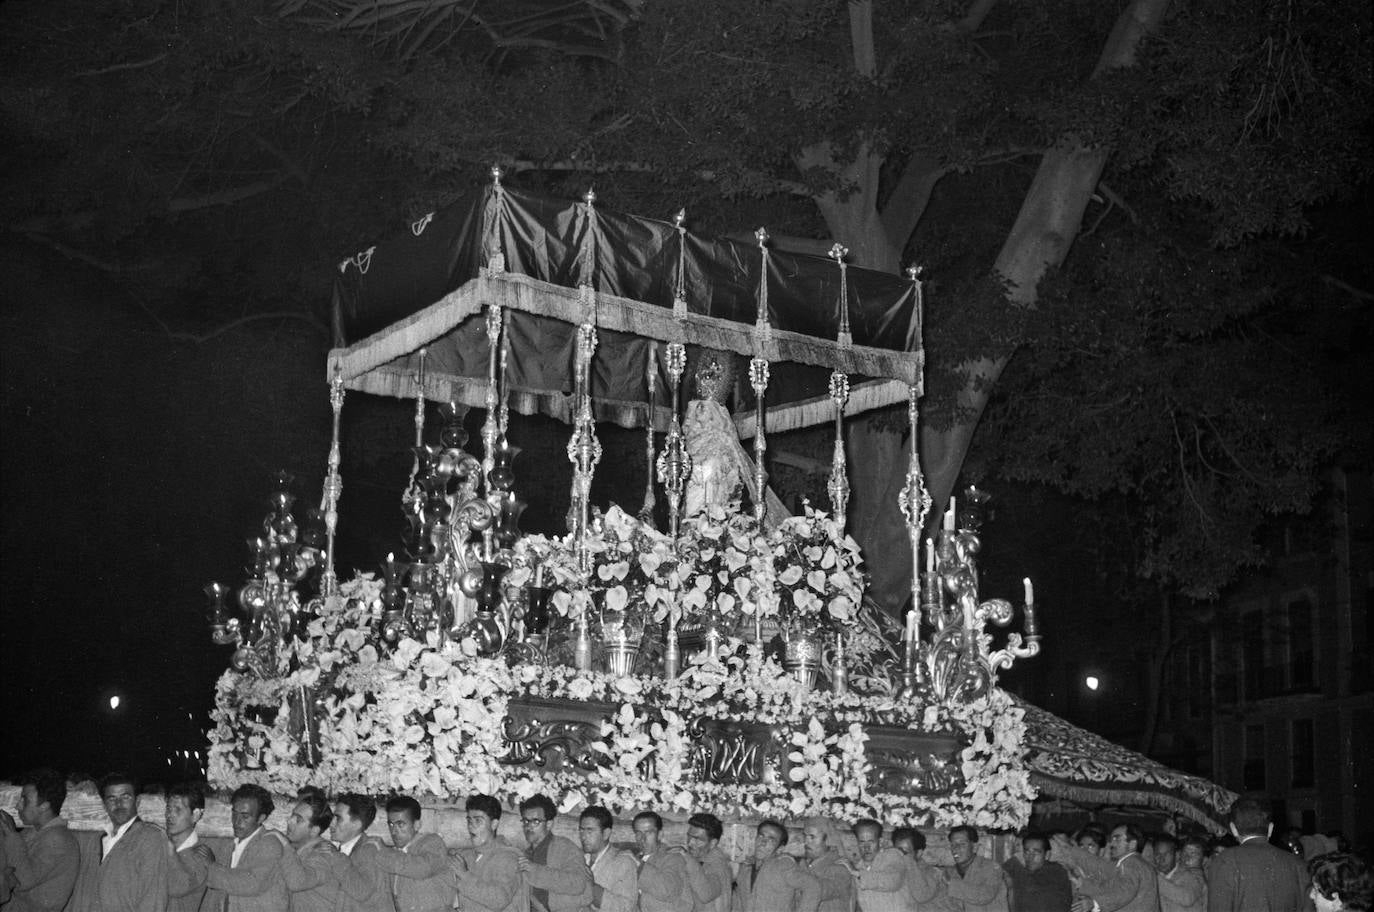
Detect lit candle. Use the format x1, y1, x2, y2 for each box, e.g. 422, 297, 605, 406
534, 562, 545, 589
905, 609, 917, 642
1023, 577, 1039, 636
925, 538, 935, 578
1024, 577, 1034, 608
943, 498, 956, 532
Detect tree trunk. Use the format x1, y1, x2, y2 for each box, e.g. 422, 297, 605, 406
861, 0, 1174, 612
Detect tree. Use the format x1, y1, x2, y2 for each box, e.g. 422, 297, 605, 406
3, 0, 1370, 607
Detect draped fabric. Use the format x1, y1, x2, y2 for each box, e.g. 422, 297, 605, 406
329, 185, 923, 434
1019, 699, 1235, 832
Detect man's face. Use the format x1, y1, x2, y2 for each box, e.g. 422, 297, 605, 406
1180, 843, 1205, 869
753, 827, 781, 863
165, 795, 201, 839
1078, 835, 1103, 856
894, 836, 915, 857
633, 818, 660, 856
854, 827, 880, 864
579, 819, 610, 855
102, 783, 138, 829
802, 824, 828, 861
1153, 841, 1177, 873
230, 798, 264, 841
949, 831, 975, 866
388, 810, 420, 849
1022, 840, 1047, 873
466, 810, 496, 847
331, 805, 363, 844
18, 785, 46, 827
520, 807, 552, 849
285, 802, 317, 846
687, 825, 717, 861
1107, 827, 1133, 860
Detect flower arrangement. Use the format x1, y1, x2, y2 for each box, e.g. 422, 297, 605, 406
208, 584, 1035, 830
768, 502, 865, 636
674, 504, 773, 633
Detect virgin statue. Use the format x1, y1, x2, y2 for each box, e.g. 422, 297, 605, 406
683, 349, 788, 527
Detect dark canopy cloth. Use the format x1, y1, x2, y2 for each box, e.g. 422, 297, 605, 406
329, 184, 924, 433
1019, 698, 1236, 832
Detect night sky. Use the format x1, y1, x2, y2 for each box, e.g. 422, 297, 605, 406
1, 0, 1370, 788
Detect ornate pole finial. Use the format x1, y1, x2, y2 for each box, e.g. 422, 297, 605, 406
491, 164, 504, 187
584, 187, 597, 207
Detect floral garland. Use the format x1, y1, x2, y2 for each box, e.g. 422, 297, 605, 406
208, 581, 1035, 829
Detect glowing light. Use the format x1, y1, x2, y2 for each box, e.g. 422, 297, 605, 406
108, 695, 121, 710
1084, 675, 1100, 692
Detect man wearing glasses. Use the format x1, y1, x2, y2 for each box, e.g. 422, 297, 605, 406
514, 793, 592, 912
373, 795, 456, 912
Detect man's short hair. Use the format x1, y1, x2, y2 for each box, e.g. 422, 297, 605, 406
386, 795, 422, 822
1309, 852, 1374, 911
336, 794, 377, 830
297, 785, 327, 804
99, 772, 138, 799
1150, 833, 1179, 853
633, 811, 663, 831
688, 813, 723, 842
465, 794, 501, 821
580, 806, 613, 831
1181, 834, 1209, 855
20, 768, 66, 816
519, 794, 557, 821
300, 792, 334, 832
1021, 832, 1050, 853
892, 827, 926, 852
950, 825, 979, 844
231, 784, 274, 819
758, 819, 788, 846
166, 781, 206, 813
1229, 796, 1271, 836
852, 818, 882, 840
1075, 825, 1106, 850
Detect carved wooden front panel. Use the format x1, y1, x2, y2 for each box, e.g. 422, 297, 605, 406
687, 718, 787, 785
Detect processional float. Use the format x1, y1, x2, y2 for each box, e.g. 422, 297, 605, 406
200, 171, 1045, 828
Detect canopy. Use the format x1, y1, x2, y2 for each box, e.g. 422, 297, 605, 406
1020, 699, 1235, 832
329, 184, 923, 434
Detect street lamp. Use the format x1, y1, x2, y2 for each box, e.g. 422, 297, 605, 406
1084, 675, 1101, 692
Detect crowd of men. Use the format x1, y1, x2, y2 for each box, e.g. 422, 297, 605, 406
2, 769, 1370, 912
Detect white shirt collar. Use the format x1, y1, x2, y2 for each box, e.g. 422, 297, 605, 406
231, 825, 265, 868
339, 834, 363, 856
174, 831, 201, 851
102, 816, 138, 859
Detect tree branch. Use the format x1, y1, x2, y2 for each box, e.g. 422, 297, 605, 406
957, 0, 1000, 34
848, 1, 877, 77
880, 154, 950, 247
74, 53, 169, 78
167, 178, 288, 213
168, 313, 331, 345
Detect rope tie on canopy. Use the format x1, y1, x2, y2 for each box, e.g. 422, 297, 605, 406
338, 245, 375, 275
411, 212, 434, 237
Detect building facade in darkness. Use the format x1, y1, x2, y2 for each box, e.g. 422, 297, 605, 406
1209, 468, 1373, 845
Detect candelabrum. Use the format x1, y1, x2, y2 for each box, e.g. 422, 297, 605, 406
205, 472, 324, 678
917, 487, 1040, 703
